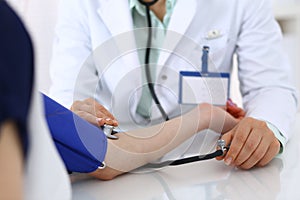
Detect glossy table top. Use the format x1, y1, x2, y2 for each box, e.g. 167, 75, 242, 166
71, 113, 300, 200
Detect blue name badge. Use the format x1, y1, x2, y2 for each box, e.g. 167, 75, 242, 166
179, 71, 230, 106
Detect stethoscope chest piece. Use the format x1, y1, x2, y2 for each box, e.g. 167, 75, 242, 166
217, 139, 227, 153
103, 124, 118, 140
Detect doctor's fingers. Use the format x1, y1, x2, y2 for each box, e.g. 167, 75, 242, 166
83, 98, 117, 120
71, 99, 118, 126
234, 120, 280, 169
74, 110, 104, 127
73, 107, 117, 127
255, 139, 280, 167
216, 118, 253, 163
237, 138, 279, 170
80, 104, 118, 126
231, 128, 263, 167
221, 118, 280, 169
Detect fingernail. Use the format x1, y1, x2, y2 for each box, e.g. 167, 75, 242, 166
97, 118, 103, 122
224, 157, 232, 166
227, 100, 235, 106
105, 118, 112, 122
112, 120, 118, 124
97, 118, 104, 126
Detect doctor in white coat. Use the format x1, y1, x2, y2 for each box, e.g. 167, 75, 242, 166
50, 0, 298, 170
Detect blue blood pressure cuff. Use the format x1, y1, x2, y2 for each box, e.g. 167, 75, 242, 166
42, 94, 107, 173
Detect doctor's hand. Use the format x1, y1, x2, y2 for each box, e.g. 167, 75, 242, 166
71, 98, 118, 127
216, 117, 281, 169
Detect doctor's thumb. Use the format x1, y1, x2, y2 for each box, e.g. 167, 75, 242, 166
215, 131, 233, 161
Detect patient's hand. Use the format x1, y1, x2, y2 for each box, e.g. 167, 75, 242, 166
71, 98, 118, 127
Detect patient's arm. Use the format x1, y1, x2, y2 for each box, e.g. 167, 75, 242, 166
90, 103, 238, 180
0, 121, 24, 200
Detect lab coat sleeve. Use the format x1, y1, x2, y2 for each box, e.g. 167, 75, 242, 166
49, 0, 95, 108
236, 0, 299, 141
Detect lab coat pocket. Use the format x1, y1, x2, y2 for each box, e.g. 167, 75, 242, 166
199, 29, 234, 72
201, 29, 229, 52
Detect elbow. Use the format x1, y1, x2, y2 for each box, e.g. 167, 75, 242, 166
96, 176, 115, 181
89, 167, 122, 181
95, 173, 117, 181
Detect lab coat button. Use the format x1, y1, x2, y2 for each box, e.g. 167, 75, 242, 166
206, 29, 222, 39
161, 75, 168, 80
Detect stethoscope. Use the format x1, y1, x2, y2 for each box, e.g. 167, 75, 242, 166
104, 122, 229, 168
102, 0, 230, 168
138, 0, 169, 121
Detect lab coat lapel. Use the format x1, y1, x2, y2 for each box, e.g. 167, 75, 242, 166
96, 0, 140, 84
97, 0, 133, 36
97, 0, 140, 69
157, 0, 197, 74
97, 0, 142, 121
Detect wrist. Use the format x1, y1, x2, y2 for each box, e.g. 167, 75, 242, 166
265, 121, 286, 154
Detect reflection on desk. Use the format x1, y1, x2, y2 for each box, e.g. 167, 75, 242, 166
71, 114, 300, 200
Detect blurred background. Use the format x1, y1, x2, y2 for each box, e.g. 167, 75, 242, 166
6, 0, 300, 110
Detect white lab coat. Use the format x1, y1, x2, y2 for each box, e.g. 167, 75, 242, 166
50, 0, 298, 144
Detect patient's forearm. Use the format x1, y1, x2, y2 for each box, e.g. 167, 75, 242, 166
106, 107, 203, 171
90, 104, 237, 180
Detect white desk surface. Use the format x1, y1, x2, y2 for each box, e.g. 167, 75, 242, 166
71, 114, 300, 200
